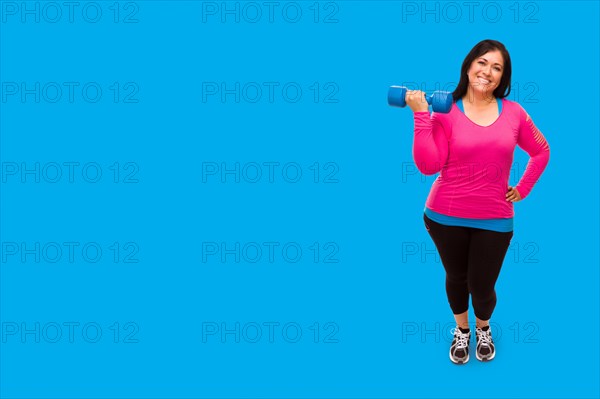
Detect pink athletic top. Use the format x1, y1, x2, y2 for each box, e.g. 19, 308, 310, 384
412, 98, 550, 219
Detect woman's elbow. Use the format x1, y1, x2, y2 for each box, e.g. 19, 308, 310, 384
416, 161, 442, 175
540, 142, 551, 164
413, 151, 443, 175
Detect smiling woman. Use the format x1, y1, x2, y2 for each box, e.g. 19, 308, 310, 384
404, 39, 550, 365
453, 40, 512, 99
457, 47, 508, 126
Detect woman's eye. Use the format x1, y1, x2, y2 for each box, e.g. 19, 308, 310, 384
478, 61, 485, 64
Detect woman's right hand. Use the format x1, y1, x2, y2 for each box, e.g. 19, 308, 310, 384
405, 90, 429, 113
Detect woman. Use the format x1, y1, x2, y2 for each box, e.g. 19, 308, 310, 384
405, 39, 550, 365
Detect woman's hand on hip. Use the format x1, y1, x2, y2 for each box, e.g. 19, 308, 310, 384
506, 186, 522, 202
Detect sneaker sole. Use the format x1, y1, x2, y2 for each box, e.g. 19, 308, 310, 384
449, 352, 469, 365
476, 351, 495, 362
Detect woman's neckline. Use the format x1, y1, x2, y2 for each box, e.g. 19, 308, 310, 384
456, 97, 505, 128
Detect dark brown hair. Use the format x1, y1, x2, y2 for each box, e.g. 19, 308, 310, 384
452, 39, 512, 102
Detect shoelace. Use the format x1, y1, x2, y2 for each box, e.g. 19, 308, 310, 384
476, 328, 493, 347
450, 328, 470, 350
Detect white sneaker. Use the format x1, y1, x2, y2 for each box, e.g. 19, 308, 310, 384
475, 325, 496, 361
449, 326, 471, 365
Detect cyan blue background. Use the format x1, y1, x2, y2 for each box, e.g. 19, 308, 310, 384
1, 1, 598, 398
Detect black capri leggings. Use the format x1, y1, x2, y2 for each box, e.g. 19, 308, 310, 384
423, 213, 513, 321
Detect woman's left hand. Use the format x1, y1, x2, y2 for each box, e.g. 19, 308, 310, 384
506, 186, 522, 202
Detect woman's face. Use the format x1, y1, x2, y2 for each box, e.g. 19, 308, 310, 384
466, 50, 504, 98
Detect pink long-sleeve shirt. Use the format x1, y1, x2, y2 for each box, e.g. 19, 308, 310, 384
413, 98, 550, 219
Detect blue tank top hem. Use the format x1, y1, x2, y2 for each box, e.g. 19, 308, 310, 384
424, 208, 513, 233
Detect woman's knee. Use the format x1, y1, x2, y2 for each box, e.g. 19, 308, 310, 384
468, 279, 496, 300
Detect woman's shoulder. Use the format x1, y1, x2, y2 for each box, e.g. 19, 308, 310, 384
500, 98, 527, 114
500, 98, 531, 123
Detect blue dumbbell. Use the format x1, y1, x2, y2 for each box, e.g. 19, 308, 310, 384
388, 85, 453, 113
